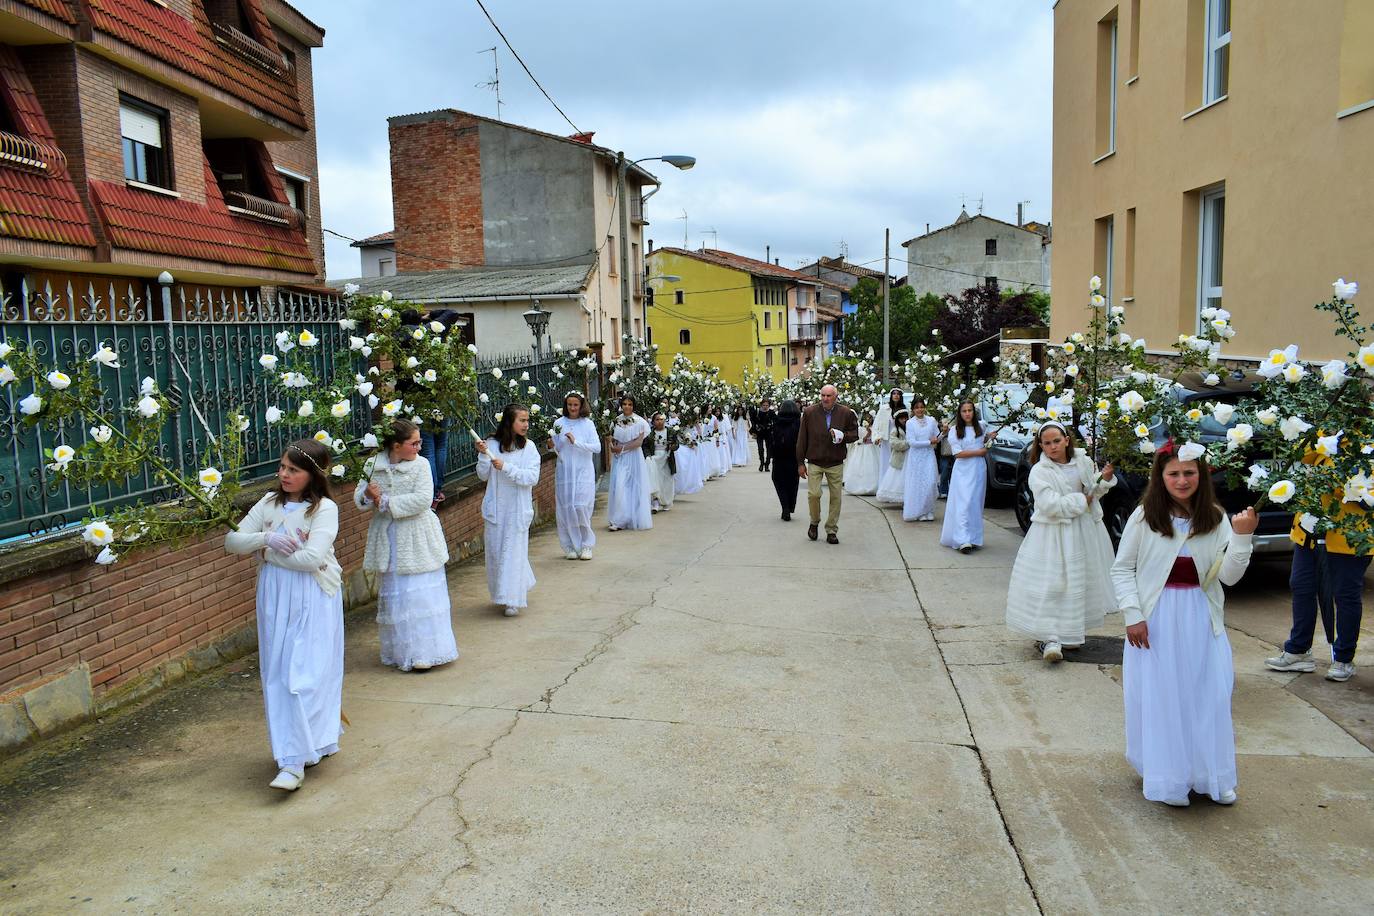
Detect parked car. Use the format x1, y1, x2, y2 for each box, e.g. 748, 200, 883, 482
1012, 372, 1294, 552
980, 383, 1037, 494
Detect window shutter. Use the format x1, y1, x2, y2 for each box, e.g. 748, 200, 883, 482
120, 105, 163, 148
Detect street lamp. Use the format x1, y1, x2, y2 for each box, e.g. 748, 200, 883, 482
522, 298, 550, 362
618, 152, 695, 368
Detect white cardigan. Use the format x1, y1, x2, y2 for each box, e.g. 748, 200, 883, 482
354, 452, 449, 575
1111, 507, 1253, 635
1028, 452, 1115, 526
225, 494, 343, 597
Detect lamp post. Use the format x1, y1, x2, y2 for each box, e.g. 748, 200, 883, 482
617, 152, 695, 371
522, 298, 551, 397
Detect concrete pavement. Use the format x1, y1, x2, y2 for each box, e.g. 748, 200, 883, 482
1, 457, 1371, 914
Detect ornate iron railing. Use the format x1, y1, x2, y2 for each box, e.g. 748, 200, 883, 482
210, 21, 294, 81
223, 190, 304, 228
0, 130, 67, 176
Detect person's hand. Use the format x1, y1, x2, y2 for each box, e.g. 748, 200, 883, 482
475, 439, 489, 455
265, 532, 299, 556
364, 481, 382, 503
798, 463, 808, 480
930, 437, 940, 445
1126, 621, 1150, 649
1231, 506, 1259, 535
492, 457, 504, 471
1101, 462, 1115, 481
565, 432, 575, 444
830, 428, 844, 444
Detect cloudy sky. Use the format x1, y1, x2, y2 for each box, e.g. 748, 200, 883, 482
292, 0, 1053, 282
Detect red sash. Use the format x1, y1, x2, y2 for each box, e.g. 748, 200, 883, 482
1164, 555, 1200, 588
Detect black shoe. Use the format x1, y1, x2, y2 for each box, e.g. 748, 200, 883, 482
826, 532, 839, 545
807, 524, 818, 541
781, 511, 791, 521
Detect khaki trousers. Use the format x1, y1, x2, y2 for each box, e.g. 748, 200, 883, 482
806, 461, 844, 534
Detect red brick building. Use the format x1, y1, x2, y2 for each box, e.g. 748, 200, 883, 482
0, 0, 326, 306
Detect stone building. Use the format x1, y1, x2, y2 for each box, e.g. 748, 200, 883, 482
901, 210, 1051, 300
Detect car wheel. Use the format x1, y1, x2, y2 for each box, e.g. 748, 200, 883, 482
1104, 497, 1133, 547
1014, 470, 1033, 533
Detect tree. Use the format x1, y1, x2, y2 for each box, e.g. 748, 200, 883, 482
840, 278, 938, 361
930, 284, 1044, 353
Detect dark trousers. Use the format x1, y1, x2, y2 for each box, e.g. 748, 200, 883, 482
756, 435, 772, 468
938, 454, 954, 497
1286, 542, 1370, 664
419, 427, 449, 499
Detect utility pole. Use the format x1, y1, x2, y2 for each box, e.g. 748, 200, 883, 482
882, 228, 891, 386
616, 151, 633, 369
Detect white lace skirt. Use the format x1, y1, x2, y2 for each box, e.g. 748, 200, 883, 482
1123, 586, 1237, 802
378, 568, 459, 670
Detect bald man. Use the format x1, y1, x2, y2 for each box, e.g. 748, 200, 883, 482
796, 384, 859, 543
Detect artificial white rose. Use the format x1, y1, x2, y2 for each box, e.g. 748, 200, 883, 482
140, 376, 157, 396
382, 399, 403, 417
520, 371, 530, 381
198, 467, 222, 489
1138, 439, 1156, 454
95, 546, 118, 566
1211, 403, 1235, 424
1267, 480, 1296, 504
331, 464, 345, 478
349, 335, 366, 351
406, 357, 419, 369
530, 403, 541, 414
44, 370, 71, 390
91, 344, 121, 368
1176, 441, 1206, 462
135, 395, 160, 418
50, 444, 76, 468
478, 392, 489, 403
90, 425, 113, 443
1117, 390, 1145, 414
1332, 278, 1358, 301
424, 369, 438, 382
1357, 343, 1374, 375
343, 282, 361, 296
368, 394, 380, 409
381, 290, 393, 302
361, 432, 379, 449
1257, 345, 1299, 378
1065, 364, 1079, 378
1245, 463, 1269, 488
298, 330, 319, 348
0, 341, 11, 359
83, 519, 115, 546
1315, 433, 1341, 457
1342, 472, 1374, 507
1279, 415, 1311, 441
468, 343, 479, 354
297, 400, 314, 418
313, 430, 331, 444
379, 307, 393, 320
1256, 406, 1279, 425
330, 400, 350, 419
265, 406, 283, 424
1320, 359, 1349, 389
1282, 363, 1306, 383
339, 316, 357, 330
259, 353, 278, 371
1225, 424, 1253, 450
1204, 373, 1221, 386
1134, 422, 1150, 438
0, 364, 14, 386
274, 330, 295, 353
356, 381, 373, 397
429, 321, 445, 334
1089, 275, 1102, 291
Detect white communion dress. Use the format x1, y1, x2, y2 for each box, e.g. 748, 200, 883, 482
551, 415, 601, 555
477, 438, 541, 608
843, 425, 881, 495
939, 426, 988, 548
875, 431, 909, 505
648, 427, 676, 511
902, 415, 941, 521
607, 414, 653, 530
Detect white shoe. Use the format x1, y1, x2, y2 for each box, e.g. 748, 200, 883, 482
565, 550, 579, 560
1041, 641, 1063, 663
1264, 650, 1316, 673
958, 543, 973, 554
1161, 796, 1190, 807
579, 548, 593, 560
411, 662, 432, 671
1326, 661, 1356, 682
270, 769, 303, 791
608, 524, 621, 531
1215, 789, 1238, 805
503, 606, 520, 617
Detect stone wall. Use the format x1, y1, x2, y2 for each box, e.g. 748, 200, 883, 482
0, 454, 557, 756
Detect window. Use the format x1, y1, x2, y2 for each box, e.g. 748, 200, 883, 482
607, 237, 617, 276
679, 329, 691, 345
764, 311, 771, 330
1203, 0, 1230, 104
1096, 11, 1119, 158
1123, 207, 1137, 298
120, 96, 170, 188
646, 287, 654, 306
1127, 0, 1141, 79
646, 325, 653, 346
674, 289, 684, 305
1095, 214, 1115, 305
1198, 186, 1225, 326
777, 310, 784, 329
765, 348, 774, 368
985, 238, 998, 257
277, 169, 308, 217
984, 276, 999, 290
377, 257, 395, 277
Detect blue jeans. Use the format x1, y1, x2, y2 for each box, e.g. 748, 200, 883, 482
1285, 542, 1370, 664
938, 454, 954, 497
419, 427, 449, 499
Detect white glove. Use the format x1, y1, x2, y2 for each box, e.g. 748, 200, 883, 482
266, 532, 300, 555
830, 428, 844, 444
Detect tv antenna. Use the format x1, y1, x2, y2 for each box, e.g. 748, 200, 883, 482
838, 239, 849, 261
676, 210, 688, 248
702, 227, 718, 250
477, 47, 502, 121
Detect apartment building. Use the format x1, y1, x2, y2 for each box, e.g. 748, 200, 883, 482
0, 0, 326, 309
344, 110, 659, 355
1052, 0, 1373, 360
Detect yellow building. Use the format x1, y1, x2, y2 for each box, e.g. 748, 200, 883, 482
1051, 0, 1374, 360
646, 247, 796, 384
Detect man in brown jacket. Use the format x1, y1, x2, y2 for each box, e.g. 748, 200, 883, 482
797, 384, 860, 544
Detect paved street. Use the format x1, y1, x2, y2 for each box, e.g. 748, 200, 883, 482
2, 459, 1372, 915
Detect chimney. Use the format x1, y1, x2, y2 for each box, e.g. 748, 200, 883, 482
765, 245, 770, 264
925, 222, 930, 234
648, 239, 654, 253
1016, 202, 1024, 227
387, 110, 485, 271
774, 258, 780, 266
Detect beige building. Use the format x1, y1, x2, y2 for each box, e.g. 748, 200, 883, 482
1051, 0, 1374, 361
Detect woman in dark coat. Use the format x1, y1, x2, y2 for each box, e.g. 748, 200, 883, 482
770, 399, 802, 521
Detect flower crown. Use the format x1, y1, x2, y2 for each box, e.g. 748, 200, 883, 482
287, 443, 326, 473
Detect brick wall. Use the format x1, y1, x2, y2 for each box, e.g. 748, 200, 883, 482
0, 458, 557, 702
265, 26, 324, 284
389, 112, 484, 271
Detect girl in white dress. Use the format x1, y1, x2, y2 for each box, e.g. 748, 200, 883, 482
1004, 422, 1117, 663
673, 419, 704, 496
646, 412, 676, 512
714, 409, 733, 477
607, 396, 653, 530
355, 419, 458, 672
873, 388, 905, 474
730, 406, 751, 466
550, 392, 601, 560
476, 404, 542, 617
902, 398, 941, 522
939, 400, 990, 552
843, 413, 881, 495
224, 438, 344, 792
1113, 446, 1258, 807
875, 409, 910, 505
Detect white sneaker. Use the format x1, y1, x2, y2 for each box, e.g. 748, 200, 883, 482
1215, 789, 1238, 805
1326, 661, 1356, 682
565, 550, 579, 560
411, 662, 432, 671
1161, 796, 1190, 807
503, 606, 520, 617
269, 769, 303, 791
958, 543, 973, 554
1264, 650, 1316, 672
608, 524, 621, 531
1042, 641, 1063, 663
579, 548, 593, 560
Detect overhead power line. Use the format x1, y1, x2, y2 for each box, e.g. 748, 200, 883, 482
473, 0, 582, 135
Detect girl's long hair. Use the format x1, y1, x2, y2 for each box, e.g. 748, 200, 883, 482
563, 392, 589, 419
494, 404, 529, 453
888, 388, 906, 410
778, 399, 800, 417
274, 438, 332, 514
1027, 423, 1076, 466
954, 400, 982, 439
1140, 450, 1223, 537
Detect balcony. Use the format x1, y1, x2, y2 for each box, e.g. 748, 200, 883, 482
633, 272, 644, 298
223, 190, 304, 228
790, 322, 820, 341
210, 21, 294, 81
0, 131, 67, 176
629, 195, 647, 225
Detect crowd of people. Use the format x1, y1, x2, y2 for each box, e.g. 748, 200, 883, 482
225, 383, 1362, 813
